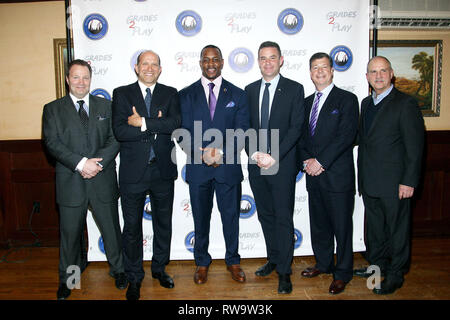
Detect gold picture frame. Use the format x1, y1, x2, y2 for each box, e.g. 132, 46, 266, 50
373, 40, 442, 117
53, 38, 74, 99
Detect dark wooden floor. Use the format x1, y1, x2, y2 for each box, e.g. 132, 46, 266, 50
0, 237, 449, 301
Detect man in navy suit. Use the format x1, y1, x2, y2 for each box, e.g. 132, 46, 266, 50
245, 41, 305, 294
298, 52, 359, 295
355, 56, 424, 295
112, 50, 181, 300
179, 45, 250, 285
43, 59, 127, 300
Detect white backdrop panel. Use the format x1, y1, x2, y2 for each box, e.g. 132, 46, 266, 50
69, 0, 369, 261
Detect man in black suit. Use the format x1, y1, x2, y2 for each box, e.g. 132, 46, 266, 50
245, 41, 304, 294
298, 52, 359, 294
43, 59, 127, 300
112, 50, 181, 300
355, 56, 424, 295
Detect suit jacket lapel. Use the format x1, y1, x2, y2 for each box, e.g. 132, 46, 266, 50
269, 75, 285, 127
130, 81, 148, 117
367, 88, 396, 137
212, 79, 232, 124
63, 95, 86, 133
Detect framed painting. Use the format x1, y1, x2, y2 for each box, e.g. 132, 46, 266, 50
53, 38, 74, 99
373, 40, 442, 117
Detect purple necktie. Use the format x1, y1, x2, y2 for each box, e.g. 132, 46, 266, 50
208, 82, 217, 120
309, 92, 322, 136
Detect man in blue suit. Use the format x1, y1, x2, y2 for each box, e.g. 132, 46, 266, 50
179, 45, 250, 285
298, 52, 359, 295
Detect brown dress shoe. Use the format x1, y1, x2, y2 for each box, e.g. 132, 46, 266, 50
194, 266, 209, 284
329, 280, 347, 294
227, 264, 246, 282
301, 267, 322, 278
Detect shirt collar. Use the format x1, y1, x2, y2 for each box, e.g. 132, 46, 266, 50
372, 84, 393, 105
261, 73, 280, 89
137, 80, 156, 97
201, 75, 222, 88
69, 93, 89, 108
316, 83, 334, 97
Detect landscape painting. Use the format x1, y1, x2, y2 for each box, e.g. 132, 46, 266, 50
375, 40, 442, 117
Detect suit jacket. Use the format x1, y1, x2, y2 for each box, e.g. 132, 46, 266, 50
42, 94, 119, 206
245, 75, 304, 177
179, 78, 250, 185
298, 85, 359, 192
358, 87, 425, 197
111, 81, 180, 185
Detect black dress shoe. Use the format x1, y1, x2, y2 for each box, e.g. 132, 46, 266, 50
373, 279, 403, 295
110, 272, 128, 290
152, 271, 175, 289
278, 274, 292, 294
255, 262, 276, 277
57, 283, 71, 300
354, 267, 385, 278
126, 282, 141, 300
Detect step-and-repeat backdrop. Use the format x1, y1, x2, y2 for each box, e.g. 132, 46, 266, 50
69, 0, 370, 261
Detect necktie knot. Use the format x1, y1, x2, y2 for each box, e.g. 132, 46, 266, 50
77, 100, 85, 108
265, 82, 271, 89
208, 82, 215, 90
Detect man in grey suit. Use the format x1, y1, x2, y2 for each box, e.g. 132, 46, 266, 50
43, 59, 127, 300
355, 56, 424, 295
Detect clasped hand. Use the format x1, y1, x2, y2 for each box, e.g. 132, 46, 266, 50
80, 157, 103, 179
304, 158, 324, 176
200, 147, 222, 167
251, 152, 276, 169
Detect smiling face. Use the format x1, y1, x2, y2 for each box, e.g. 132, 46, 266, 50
310, 57, 334, 91
135, 51, 162, 86
258, 46, 284, 81
66, 64, 91, 99
366, 56, 394, 95
199, 47, 224, 80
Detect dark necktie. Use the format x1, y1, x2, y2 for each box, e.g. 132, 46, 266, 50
260, 82, 271, 129
144, 88, 156, 161
260, 83, 271, 152
145, 87, 152, 116
208, 82, 217, 120
77, 100, 89, 134
309, 92, 322, 136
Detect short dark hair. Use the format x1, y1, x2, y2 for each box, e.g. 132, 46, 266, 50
67, 59, 92, 77
200, 45, 223, 59
258, 41, 281, 57
136, 50, 161, 66
309, 52, 333, 69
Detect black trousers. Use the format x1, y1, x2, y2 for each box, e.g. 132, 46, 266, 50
120, 163, 174, 284
308, 187, 354, 282
362, 193, 411, 284
249, 174, 296, 275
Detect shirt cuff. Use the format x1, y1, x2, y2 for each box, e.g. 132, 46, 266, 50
141, 117, 147, 132
76, 157, 88, 172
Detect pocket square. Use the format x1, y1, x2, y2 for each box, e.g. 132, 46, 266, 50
96, 115, 108, 120
226, 101, 236, 108
331, 109, 339, 115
